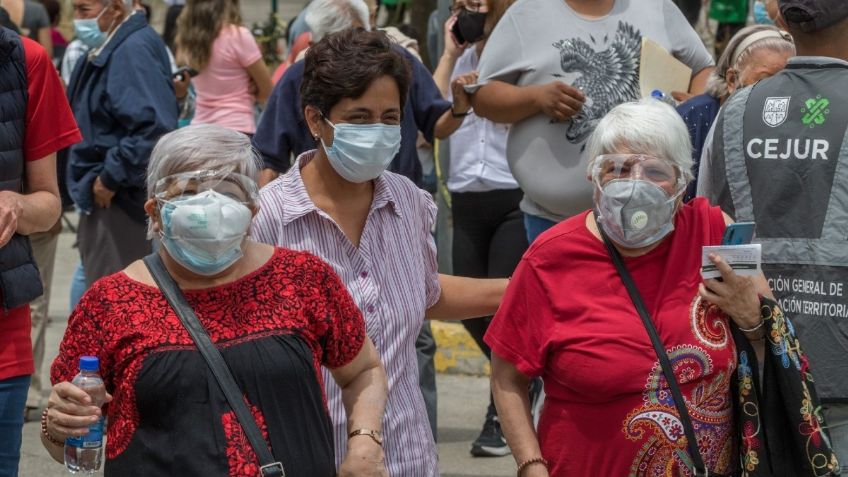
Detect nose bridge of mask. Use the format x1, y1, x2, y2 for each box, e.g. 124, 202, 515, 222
326, 119, 399, 148
164, 191, 250, 240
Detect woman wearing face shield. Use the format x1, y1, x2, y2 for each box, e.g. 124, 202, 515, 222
251, 28, 508, 477
485, 100, 836, 476
40, 124, 390, 477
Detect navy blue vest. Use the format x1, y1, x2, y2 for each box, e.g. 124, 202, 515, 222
0, 27, 44, 310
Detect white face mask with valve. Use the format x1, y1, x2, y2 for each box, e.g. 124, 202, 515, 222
590, 154, 685, 249
596, 179, 682, 249
320, 118, 402, 183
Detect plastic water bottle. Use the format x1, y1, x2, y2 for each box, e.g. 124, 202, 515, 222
64, 356, 106, 474
651, 89, 677, 107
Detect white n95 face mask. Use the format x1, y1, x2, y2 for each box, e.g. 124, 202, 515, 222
321, 118, 402, 183
158, 190, 253, 276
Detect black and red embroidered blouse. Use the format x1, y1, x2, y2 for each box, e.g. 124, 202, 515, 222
51, 248, 366, 476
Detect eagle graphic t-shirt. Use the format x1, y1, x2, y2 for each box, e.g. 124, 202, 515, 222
476, 0, 713, 221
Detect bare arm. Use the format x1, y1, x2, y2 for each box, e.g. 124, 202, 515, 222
471, 80, 584, 125
425, 274, 508, 321
491, 353, 549, 477
330, 338, 389, 477
688, 66, 714, 95
245, 59, 274, 105
258, 169, 280, 188
432, 24, 464, 98
471, 81, 542, 124
0, 153, 61, 246
37, 26, 53, 60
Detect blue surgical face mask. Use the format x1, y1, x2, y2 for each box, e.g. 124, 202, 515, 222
753, 1, 774, 25
158, 190, 253, 276
321, 118, 402, 183
73, 7, 108, 49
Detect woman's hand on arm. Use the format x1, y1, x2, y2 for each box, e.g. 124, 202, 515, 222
424, 274, 508, 321
42, 382, 112, 464
330, 338, 389, 477
491, 353, 549, 477
433, 72, 478, 139
245, 59, 274, 105
471, 80, 584, 124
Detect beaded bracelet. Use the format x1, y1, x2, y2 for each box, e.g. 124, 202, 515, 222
41, 408, 65, 447
516, 457, 548, 476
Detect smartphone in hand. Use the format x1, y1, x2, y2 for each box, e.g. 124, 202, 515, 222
721, 222, 756, 245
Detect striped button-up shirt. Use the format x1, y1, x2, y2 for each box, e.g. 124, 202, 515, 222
251, 151, 441, 476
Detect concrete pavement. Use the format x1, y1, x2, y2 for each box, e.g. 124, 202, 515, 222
17, 219, 513, 476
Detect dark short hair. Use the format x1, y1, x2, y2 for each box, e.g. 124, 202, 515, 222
301, 28, 412, 117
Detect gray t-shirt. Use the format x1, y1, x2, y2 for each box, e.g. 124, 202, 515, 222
476, 0, 714, 221
21, 0, 49, 41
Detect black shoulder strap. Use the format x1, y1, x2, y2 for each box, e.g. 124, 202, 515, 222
597, 226, 709, 477
143, 254, 285, 477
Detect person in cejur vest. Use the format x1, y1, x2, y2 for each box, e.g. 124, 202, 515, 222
701, 0, 848, 471
0, 26, 80, 477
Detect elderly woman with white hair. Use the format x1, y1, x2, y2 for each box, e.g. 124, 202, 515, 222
485, 100, 837, 476
40, 124, 390, 477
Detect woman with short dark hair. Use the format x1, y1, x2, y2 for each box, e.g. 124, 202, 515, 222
252, 28, 508, 477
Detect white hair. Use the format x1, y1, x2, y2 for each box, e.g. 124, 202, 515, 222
586, 99, 694, 185
304, 0, 371, 42
145, 124, 261, 237
705, 25, 794, 98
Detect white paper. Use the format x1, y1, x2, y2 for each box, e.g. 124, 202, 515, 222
639, 37, 692, 99
701, 245, 762, 279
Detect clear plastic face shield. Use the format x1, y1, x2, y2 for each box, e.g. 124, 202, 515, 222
152, 169, 259, 205
590, 154, 686, 197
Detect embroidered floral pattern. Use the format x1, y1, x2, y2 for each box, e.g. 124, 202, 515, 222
737, 300, 840, 476
50, 248, 365, 464
222, 400, 271, 476
690, 296, 730, 350
624, 345, 735, 476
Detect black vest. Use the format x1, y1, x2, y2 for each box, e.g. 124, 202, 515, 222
0, 27, 43, 310
720, 61, 848, 401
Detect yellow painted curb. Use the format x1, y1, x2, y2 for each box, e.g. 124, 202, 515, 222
432, 321, 490, 376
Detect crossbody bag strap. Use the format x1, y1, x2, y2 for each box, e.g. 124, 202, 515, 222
143, 254, 286, 477
597, 227, 709, 476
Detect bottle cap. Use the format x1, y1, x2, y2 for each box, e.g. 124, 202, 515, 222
79, 356, 100, 372
650, 89, 664, 99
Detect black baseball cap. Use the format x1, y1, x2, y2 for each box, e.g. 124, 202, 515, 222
779, 0, 848, 32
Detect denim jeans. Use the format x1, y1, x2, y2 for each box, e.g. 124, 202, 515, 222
70, 261, 86, 310
0, 375, 32, 477
523, 213, 558, 244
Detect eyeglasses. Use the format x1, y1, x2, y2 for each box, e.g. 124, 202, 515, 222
591, 154, 683, 189
153, 170, 258, 203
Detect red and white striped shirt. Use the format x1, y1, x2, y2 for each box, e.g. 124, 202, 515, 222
251, 151, 441, 476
